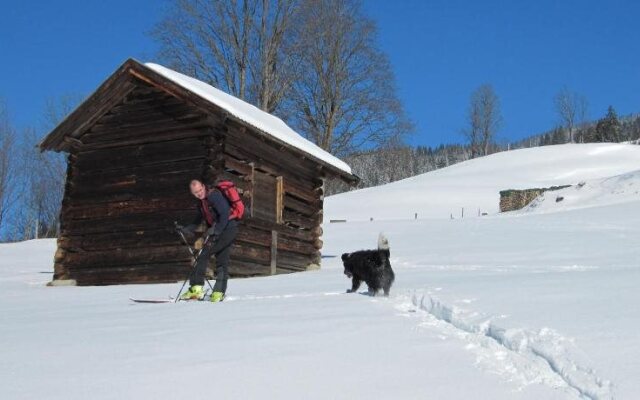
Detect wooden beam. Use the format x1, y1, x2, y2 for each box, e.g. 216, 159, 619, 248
80, 128, 211, 151
276, 176, 284, 224
271, 230, 278, 276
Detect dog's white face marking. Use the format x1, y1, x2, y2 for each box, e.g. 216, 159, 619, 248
378, 233, 389, 250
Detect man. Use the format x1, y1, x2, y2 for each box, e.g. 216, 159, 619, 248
178, 179, 238, 302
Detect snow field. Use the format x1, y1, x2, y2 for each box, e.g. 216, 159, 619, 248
2, 144, 640, 399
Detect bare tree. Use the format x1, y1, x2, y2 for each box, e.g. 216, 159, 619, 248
286, 0, 412, 156
464, 84, 501, 158
153, 0, 411, 156
35, 96, 79, 238
11, 95, 80, 240
0, 100, 18, 233
152, 0, 298, 113
554, 86, 588, 143
252, 0, 299, 111
22, 130, 66, 239
463, 101, 482, 159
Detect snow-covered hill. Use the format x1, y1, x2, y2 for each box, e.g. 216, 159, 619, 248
519, 169, 640, 214
2, 144, 640, 400
326, 143, 640, 221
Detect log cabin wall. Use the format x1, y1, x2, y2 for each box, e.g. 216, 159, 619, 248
54, 79, 324, 285
55, 83, 217, 285
221, 120, 324, 277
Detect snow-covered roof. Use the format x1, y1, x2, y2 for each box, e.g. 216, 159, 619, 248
144, 63, 352, 175
39, 59, 355, 181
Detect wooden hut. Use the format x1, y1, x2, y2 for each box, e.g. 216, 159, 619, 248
39, 59, 358, 286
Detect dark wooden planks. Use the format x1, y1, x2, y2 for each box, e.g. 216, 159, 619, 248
67, 263, 191, 286
63, 246, 190, 269
73, 137, 208, 171
49, 64, 340, 285
61, 229, 185, 252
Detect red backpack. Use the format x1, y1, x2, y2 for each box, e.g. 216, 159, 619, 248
215, 180, 245, 220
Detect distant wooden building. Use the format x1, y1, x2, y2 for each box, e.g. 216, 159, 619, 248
39, 59, 357, 286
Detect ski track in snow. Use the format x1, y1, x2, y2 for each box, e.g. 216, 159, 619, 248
216, 288, 614, 399
389, 290, 613, 400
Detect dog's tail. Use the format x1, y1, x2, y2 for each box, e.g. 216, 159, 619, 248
378, 233, 390, 257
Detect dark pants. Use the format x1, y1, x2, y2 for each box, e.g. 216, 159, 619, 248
190, 221, 238, 293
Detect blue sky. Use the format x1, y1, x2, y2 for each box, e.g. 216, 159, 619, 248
1, 0, 639, 147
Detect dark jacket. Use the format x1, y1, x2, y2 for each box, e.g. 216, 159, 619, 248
189, 189, 234, 237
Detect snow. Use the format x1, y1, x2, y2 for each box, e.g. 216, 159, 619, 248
325, 143, 640, 221
520, 169, 640, 214
144, 63, 352, 175
2, 143, 640, 399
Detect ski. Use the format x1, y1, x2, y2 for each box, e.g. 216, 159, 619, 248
129, 295, 217, 303
129, 297, 175, 304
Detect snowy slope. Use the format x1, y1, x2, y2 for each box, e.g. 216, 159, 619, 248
325, 143, 640, 221
519, 169, 640, 214
2, 144, 640, 399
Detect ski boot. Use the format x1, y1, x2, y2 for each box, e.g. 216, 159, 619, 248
210, 291, 225, 303
180, 285, 204, 300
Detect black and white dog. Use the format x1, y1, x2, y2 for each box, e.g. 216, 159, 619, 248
341, 234, 395, 296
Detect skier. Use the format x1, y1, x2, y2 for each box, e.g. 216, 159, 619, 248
177, 179, 239, 302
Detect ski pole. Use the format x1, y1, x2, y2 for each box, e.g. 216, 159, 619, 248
175, 227, 216, 289
175, 222, 199, 259
174, 222, 216, 293
174, 227, 217, 301
174, 234, 212, 302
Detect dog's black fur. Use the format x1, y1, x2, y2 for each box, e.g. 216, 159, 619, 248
341, 236, 394, 296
